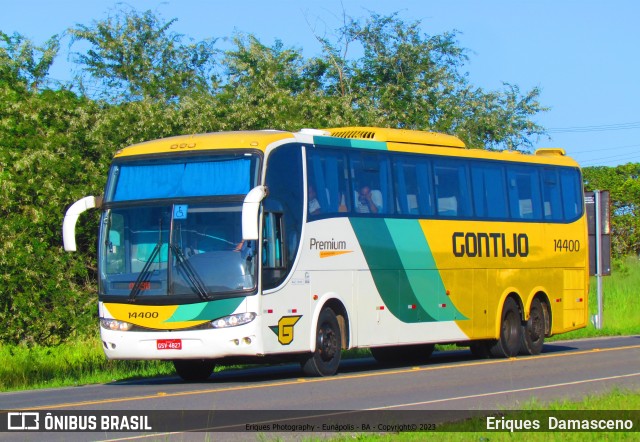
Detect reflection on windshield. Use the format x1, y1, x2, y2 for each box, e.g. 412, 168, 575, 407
100, 203, 256, 301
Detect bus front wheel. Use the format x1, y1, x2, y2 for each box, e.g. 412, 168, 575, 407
301, 307, 342, 376
489, 297, 522, 358
173, 359, 215, 382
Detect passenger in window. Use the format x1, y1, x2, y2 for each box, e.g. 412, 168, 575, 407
308, 185, 321, 215
355, 185, 382, 214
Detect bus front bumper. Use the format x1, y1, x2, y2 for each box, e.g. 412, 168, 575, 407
99, 320, 263, 360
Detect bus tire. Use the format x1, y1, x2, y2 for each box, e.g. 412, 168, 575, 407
520, 298, 546, 355
489, 297, 522, 358
371, 344, 435, 365
301, 307, 342, 376
173, 359, 215, 382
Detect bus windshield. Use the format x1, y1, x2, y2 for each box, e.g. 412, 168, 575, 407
100, 203, 256, 301
98, 153, 261, 302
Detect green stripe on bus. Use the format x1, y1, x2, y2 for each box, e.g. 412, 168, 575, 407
385, 218, 467, 321
349, 217, 435, 323
313, 136, 387, 150
166, 297, 244, 322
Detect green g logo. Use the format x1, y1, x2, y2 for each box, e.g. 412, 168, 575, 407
269, 315, 302, 345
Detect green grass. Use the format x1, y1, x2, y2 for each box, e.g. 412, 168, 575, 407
0, 337, 175, 391
1, 257, 639, 392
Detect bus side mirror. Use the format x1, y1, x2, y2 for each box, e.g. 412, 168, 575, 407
63, 195, 102, 252
242, 186, 267, 240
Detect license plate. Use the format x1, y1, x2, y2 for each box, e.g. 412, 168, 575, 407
157, 339, 182, 350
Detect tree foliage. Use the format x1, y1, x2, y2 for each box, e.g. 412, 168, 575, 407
69, 8, 218, 102
0, 8, 556, 345
0, 76, 105, 345
311, 13, 547, 150
583, 164, 640, 257
0, 31, 59, 91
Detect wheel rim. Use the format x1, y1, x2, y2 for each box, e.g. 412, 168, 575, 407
318, 323, 338, 362
528, 303, 544, 342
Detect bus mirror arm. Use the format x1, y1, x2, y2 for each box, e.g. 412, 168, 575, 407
62, 195, 102, 252
242, 186, 268, 241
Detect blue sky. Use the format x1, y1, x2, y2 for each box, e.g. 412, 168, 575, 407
2, 0, 639, 167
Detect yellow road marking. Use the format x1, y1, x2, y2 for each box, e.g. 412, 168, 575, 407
19, 343, 640, 411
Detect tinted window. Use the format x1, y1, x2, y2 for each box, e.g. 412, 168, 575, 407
350, 151, 392, 215
306, 148, 349, 217
560, 168, 582, 220
393, 156, 435, 216
108, 155, 259, 202
434, 159, 472, 217
303, 146, 582, 223
263, 144, 303, 289
507, 167, 542, 220
471, 163, 508, 219
542, 168, 563, 221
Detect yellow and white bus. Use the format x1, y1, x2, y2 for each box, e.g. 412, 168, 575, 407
63, 127, 588, 381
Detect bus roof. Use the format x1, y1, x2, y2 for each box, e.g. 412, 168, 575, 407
114, 130, 295, 157
113, 127, 579, 168
325, 127, 467, 148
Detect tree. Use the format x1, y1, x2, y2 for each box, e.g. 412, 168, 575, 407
0, 31, 59, 91
216, 34, 356, 130
0, 37, 106, 344
583, 163, 640, 257
69, 8, 218, 102
315, 13, 548, 150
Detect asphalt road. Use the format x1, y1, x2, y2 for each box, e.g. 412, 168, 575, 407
1, 335, 639, 440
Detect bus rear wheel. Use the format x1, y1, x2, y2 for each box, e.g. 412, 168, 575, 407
371, 344, 435, 365
301, 307, 342, 376
489, 297, 522, 358
520, 298, 547, 355
173, 359, 215, 382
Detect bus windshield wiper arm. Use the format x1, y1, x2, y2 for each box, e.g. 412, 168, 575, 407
170, 244, 210, 301
129, 242, 161, 301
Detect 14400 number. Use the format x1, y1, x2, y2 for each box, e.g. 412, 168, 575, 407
554, 239, 580, 252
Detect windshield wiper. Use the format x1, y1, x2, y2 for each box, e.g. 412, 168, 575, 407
170, 244, 211, 301
128, 242, 161, 302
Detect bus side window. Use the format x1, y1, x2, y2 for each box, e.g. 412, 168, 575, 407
507, 167, 542, 220
263, 144, 303, 290
434, 160, 471, 217
350, 151, 392, 215
560, 168, 582, 220
262, 212, 285, 287
307, 149, 350, 216
393, 156, 435, 216
471, 163, 508, 219
542, 168, 563, 221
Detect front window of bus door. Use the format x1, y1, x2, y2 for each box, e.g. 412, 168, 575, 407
262, 144, 303, 290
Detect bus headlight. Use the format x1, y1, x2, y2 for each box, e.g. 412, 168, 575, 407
211, 312, 256, 329
100, 318, 134, 331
